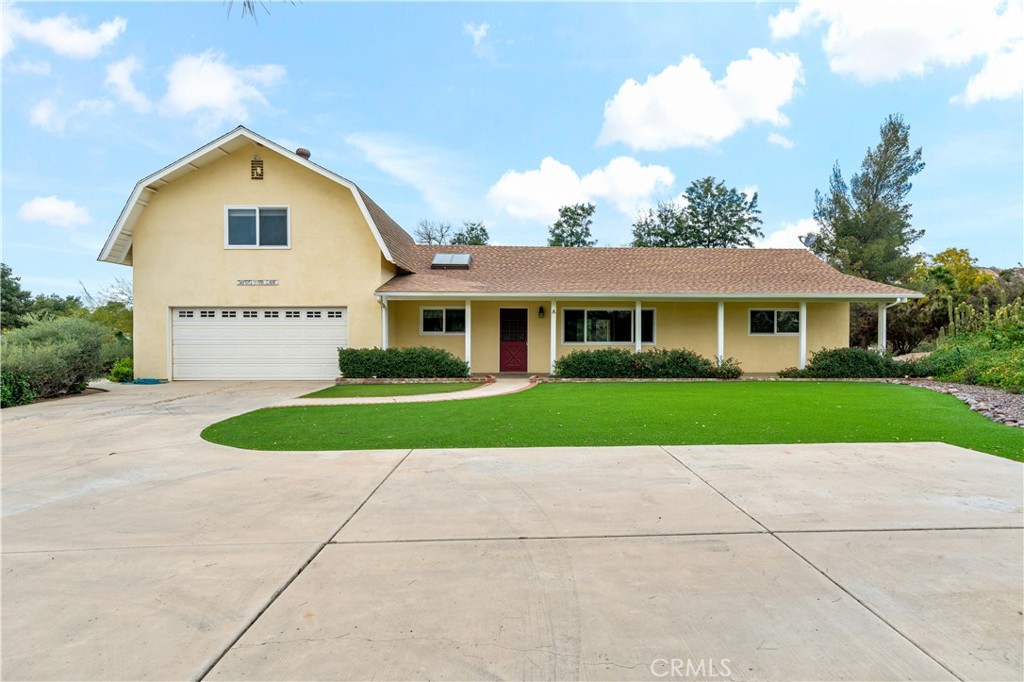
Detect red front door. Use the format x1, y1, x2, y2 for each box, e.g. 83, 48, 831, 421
499, 308, 528, 372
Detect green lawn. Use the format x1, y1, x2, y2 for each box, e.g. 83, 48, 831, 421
300, 382, 483, 398
202, 382, 1024, 460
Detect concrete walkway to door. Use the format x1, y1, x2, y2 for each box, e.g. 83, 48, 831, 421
269, 376, 536, 407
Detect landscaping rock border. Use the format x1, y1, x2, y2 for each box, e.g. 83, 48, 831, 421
886, 379, 1024, 429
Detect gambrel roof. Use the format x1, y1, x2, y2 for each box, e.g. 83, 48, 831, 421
98, 126, 416, 272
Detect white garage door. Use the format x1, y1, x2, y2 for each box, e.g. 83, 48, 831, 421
172, 307, 348, 380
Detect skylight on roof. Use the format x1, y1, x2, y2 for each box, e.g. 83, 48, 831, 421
430, 253, 472, 270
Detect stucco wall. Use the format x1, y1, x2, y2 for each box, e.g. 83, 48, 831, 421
722, 301, 850, 373
132, 142, 393, 379
387, 298, 850, 375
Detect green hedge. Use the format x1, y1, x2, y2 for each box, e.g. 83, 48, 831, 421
778, 347, 921, 379
554, 347, 742, 379
1, 317, 113, 399
339, 346, 470, 378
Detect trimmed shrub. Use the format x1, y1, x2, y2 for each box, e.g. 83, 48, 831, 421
554, 347, 742, 379
1, 370, 36, 407
1, 317, 111, 398
338, 346, 470, 378
108, 357, 134, 383
778, 347, 921, 379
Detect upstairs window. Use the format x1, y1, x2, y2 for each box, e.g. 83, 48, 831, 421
226, 207, 289, 248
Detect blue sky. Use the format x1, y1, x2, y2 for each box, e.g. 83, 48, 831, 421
2, 1, 1022, 297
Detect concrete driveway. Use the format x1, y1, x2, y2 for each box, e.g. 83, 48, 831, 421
2, 381, 1021, 681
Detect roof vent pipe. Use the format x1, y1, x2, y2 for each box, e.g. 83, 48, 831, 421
296, 148, 311, 159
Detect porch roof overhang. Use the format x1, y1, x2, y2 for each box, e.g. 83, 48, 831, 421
374, 290, 922, 302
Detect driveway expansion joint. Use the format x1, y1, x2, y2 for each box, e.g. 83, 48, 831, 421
197, 448, 413, 681
329, 529, 771, 545
658, 445, 970, 682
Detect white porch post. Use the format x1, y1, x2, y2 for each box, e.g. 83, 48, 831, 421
877, 301, 887, 355
465, 299, 472, 372
379, 296, 389, 350
634, 300, 642, 353
549, 300, 557, 375
799, 301, 808, 369
716, 301, 725, 365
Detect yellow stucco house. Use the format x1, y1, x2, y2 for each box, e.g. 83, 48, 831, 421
99, 127, 921, 380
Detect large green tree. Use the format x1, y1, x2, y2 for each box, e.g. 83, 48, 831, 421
450, 220, 490, 245
808, 114, 925, 284
1, 263, 33, 330
631, 177, 763, 248
548, 203, 597, 247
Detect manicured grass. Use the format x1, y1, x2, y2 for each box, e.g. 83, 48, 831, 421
300, 382, 483, 398
202, 382, 1024, 460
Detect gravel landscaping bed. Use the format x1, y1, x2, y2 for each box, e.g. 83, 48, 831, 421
888, 379, 1024, 428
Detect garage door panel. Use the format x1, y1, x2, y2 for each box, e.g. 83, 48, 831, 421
171, 307, 347, 380
174, 328, 347, 344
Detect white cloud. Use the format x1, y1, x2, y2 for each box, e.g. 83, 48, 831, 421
29, 97, 112, 133
757, 217, 818, 249
599, 49, 804, 150
7, 59, 51, 75
2, 5, 126, 59
464, 22, 494, 60
106, 56, 151, 113
488, 158, 589, 222
957, 41, 1024, 104
347, 132, 469, 216
740, 185, 759, 202
160, 50, 285, 132
770, 0, 1023, 103
18, 196, 91, 229
487, 156, 675, 223
767, 132, 794, 148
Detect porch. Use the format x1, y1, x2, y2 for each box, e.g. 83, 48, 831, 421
376, 297, 876, 375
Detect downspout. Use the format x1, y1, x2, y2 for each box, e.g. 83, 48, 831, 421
877, 297, 908, 355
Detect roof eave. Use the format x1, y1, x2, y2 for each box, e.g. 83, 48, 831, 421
374, 290, 925, 301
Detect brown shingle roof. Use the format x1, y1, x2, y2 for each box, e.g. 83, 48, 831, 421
376, 245, 922, 298
355, 187, 417, 273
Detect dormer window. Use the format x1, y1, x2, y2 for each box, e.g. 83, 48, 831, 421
225, 206, 289, 248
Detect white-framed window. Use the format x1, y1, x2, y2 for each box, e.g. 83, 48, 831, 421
225, 206, 290, 248
749, 309, 800, 335
563, 308, 655, 344
421, 307, 466, 335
